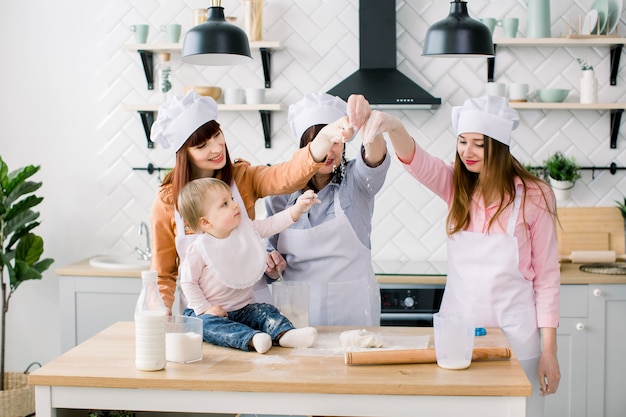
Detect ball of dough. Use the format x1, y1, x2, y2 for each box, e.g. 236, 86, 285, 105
339, 329, 384, 348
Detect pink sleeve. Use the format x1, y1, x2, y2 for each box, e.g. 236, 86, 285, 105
253, 209, 294, 238
398, 138, 455, 205
179, 243, 213, 315
527, 189, 560, 328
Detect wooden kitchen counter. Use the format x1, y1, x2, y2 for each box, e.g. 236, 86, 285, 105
55, 258, 143, 278
375, 262, 626, 285
30, 322, 530, 417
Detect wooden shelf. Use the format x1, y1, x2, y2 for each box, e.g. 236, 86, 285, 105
123, 41, 282, 51
125, 41, 282, 89
509, 102, 626, 110
488, 37, 624, 85
125, 104, 283, 149
493, 37, 626, 46
509, 102, 626, 148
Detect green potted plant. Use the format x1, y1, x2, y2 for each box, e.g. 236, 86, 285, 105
0, 155, 54, 415
543, 151, 581, 201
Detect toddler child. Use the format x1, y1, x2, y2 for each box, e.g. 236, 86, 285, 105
177, 177, 319, 353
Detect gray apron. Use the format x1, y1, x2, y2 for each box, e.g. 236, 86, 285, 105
277, 190, 380, 326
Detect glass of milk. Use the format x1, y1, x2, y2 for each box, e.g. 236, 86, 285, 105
433, 312, 475, 370
165, 315, 203, 363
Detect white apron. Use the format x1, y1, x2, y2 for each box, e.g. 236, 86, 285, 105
276, 190, 380, 326
443, 192, 543, 417
173, 182, 272, 314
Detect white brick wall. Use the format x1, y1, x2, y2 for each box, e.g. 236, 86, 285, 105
98, 0, 626, 261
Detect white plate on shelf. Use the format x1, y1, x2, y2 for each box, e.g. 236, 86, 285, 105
591, 0, 610, 34
582, 9, 599, 34
607, 0, 623, 34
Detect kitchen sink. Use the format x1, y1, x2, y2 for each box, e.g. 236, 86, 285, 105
89, 255, 151, 270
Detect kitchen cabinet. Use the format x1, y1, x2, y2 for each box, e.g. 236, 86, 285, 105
489, 37, 626, 148
57, 261, 143, 353
545, 283, 626, 416
124, 41, 283, 148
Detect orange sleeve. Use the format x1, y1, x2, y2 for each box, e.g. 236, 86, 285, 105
234, 143, 324, 219
149, 187, 178, 311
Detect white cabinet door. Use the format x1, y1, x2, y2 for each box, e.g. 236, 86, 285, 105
587, 284, 626, 417
59, 276, 141, 352
544, 285, 589, 417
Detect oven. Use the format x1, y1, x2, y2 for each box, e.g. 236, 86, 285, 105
374, 260, 447, 327
379, 283, 444, 327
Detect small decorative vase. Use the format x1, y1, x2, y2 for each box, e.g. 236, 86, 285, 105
580, 70, 598, 103
549, 177, 575, 201
243, 0, 263, 41
526, 0, 551, 38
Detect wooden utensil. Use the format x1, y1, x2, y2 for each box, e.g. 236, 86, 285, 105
559, 250, 626, 264
344, 346, 511, 366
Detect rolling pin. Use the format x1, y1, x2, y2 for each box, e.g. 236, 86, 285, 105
559, 250, 626, 263
345, 346, 511, 366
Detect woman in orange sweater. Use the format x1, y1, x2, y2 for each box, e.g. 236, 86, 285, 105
149, 90, 369, 313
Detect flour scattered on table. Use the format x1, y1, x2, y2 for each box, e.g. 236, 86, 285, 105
340, 329, 384, 349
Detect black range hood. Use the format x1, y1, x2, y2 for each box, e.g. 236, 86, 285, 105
327, 0, 441, 109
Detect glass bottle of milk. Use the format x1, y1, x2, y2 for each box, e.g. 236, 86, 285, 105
135, 270, 167, 371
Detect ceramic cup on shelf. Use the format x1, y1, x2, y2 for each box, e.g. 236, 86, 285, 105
160, 24, 182, 43
500, 17, 519, 38
509, 83, 534, 102
485, 82, 507, 97
130, 24, 149, 44
480, 17, 497, 34
245, 88, 266, 104
224, 88, 245, 104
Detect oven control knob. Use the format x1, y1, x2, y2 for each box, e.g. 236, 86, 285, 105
403, 296, 415, 308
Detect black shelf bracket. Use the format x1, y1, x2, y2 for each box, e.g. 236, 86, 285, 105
610, 109, 623, 148
260, 110, 272, 148
137, 110, 155, 148
610, 44, 623, 85
260, 48, 272, 88
138, 50, 154, 90
487, 44, 496, 82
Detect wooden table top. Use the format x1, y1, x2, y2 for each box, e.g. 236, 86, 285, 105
30, 322, 531, 397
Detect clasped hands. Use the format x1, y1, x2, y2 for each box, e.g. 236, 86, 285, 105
321, 94, 402, 145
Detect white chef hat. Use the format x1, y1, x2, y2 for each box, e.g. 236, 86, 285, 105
288, 93, 347, 140
150, 90, 219, 151
451, 95, 519, 146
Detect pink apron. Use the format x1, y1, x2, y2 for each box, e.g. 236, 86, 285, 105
443, 192, 543, 416
276, 191, 380, 326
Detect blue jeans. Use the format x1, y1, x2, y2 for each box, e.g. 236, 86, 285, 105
183, 303, 295, 352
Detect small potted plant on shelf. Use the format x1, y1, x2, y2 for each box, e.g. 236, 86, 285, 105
576, 57, 597, 103
0, 155, 54, 416
543, 151, 581, 201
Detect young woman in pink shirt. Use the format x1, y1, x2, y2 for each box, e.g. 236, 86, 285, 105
361, 96, 560, 417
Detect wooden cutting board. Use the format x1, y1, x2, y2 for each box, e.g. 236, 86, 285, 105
557, 207, 625, 256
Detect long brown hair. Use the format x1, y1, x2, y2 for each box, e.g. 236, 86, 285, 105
161, 120, 233, 207
447, 135, 555, 235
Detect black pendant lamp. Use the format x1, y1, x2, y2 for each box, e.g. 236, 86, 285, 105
423, 0, 494, 57
182, 0, 252, 66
